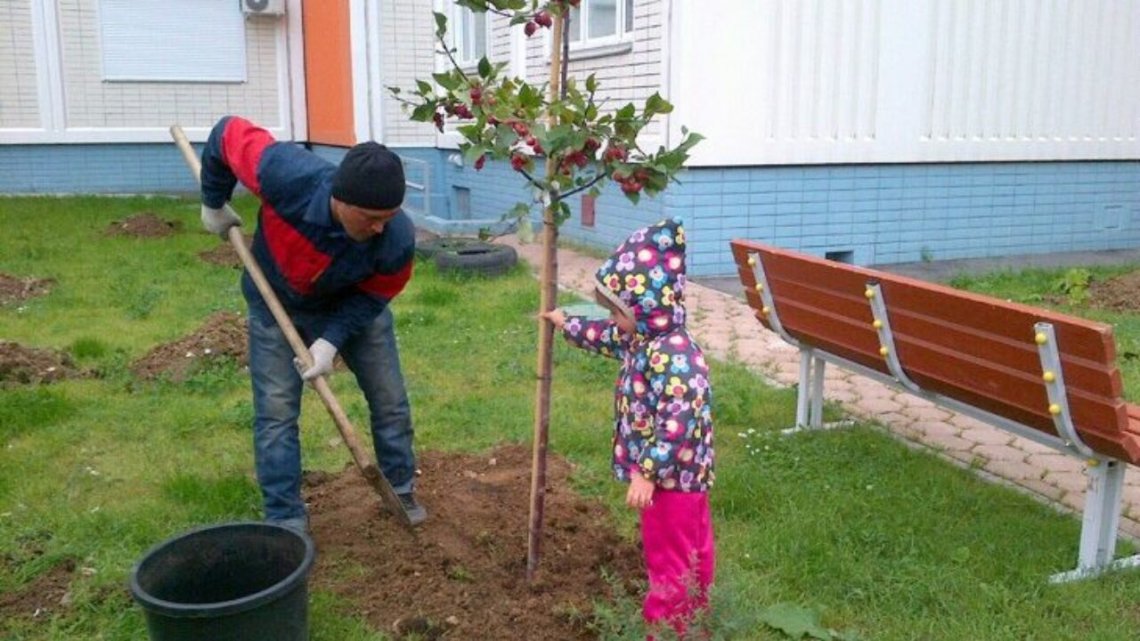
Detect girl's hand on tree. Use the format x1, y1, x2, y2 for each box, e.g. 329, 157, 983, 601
540, 309, 566, 329
626, 474, 655, 510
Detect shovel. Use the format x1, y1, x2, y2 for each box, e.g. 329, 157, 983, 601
170, 125, 413, 529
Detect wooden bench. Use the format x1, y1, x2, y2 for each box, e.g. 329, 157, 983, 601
730, 239, 1140, 582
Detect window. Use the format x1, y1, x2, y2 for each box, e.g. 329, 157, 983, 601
99, 0, 246, 82
451, 4, 488, 67
566, 0, 633, 45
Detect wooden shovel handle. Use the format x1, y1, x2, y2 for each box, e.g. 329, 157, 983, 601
169, 125, 412, 528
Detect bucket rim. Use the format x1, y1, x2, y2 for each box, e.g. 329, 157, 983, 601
128, 521, 315, 618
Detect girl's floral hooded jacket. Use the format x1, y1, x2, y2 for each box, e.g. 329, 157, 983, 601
560, 218, 714, 492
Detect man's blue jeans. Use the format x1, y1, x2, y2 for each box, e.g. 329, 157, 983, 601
247, 306, 415, 521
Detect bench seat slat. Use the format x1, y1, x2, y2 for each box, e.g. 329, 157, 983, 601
886, 310, 1123, 399
760, 271, 1122, 401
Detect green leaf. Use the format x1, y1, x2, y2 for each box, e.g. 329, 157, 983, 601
760, 603, 833, 640
477, 56, 492, 79
644, 92, 673, 116
432, 73, 460, 92
433, 11, 448, 37
585, 73, 598, 93
410, 103, 437, 123
416, 79, 434, 95
462, 143, 487, 164
457, 124, 483, 140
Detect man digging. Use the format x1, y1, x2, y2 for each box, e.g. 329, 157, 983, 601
198, 115, 425, 532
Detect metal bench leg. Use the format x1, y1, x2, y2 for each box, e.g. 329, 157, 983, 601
785, 349, 828, 434
1050, 460, 1140, 583
1080, 460, 1125, 570
794, 348, 814, 429
809, 353, 825, 428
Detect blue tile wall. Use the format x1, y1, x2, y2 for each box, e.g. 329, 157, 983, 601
0, 143, 200, 195
3, 142, 1137, 278
671, 161, 1140, 276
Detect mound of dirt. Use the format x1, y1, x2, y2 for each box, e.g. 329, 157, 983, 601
0, 274, 54, 306
130, 311, 247, 381
105, 212, 180, 238
0, 557, 76, 627
198, 234, 254, 269
1089, 270, 1140, 313
308, 444, 643, 640
0, 342, 85, 384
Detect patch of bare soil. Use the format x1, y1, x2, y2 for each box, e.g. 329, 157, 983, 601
1088, 270, 1140, 313
0, 557, 76, 626
130, 311, 247, 382
104, 212, 180, 238
0, 342, 85, 384
198, 234, 254, 269
308, 444, 643, 640
0, 274, 54, 307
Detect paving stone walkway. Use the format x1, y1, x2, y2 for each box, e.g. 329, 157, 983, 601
501, 235, 1140, 539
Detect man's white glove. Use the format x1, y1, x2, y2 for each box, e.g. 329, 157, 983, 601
201, 204, 241, 238
296, 338, 337, 381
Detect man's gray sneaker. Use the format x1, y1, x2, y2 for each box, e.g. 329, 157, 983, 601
398, 492, 427, 526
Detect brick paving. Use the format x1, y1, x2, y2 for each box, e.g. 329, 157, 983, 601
501, 236, 1140, 538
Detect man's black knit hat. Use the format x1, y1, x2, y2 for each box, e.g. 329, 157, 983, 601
331, 142, 406, 209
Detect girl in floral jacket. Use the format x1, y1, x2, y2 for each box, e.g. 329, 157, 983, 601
543, 218, 715, 638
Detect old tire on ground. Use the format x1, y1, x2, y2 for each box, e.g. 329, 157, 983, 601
434, 242, 518, 277
416, 237, 490, 260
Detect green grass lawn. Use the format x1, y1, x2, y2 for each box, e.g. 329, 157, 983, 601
3, 195, 1140, 640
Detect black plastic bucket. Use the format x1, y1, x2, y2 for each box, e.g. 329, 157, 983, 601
129, 522, 315, 641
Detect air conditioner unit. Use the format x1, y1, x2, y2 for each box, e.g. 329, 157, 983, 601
241, 0, 285, 17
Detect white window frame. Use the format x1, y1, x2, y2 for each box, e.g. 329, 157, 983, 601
449, 2, 489, 69
563, 0, 634, 58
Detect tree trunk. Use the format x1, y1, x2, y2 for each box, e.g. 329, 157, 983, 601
526, 11, 565, 583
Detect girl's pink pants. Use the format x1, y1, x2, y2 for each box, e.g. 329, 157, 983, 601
640, 490, 715, 639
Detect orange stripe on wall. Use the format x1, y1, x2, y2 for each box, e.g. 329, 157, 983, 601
302, 0, 355, 147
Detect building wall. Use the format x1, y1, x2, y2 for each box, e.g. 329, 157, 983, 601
0, 1, 39, 128
671, 0, 1140, 166
380, 0, 437, 146
677, 162, 1140, 275
0, 0, 291, 143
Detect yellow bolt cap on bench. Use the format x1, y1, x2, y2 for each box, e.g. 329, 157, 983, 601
1043, 371, 1055, 383
747, 256, 756, 267
1035, 332, 1048, 345
761, 306, 770, 315
1048, 403, 1061, 415
754, 283, 763, 292
864, 288, 875, 299
872, 319, 883, 329
879, 346, 889, 357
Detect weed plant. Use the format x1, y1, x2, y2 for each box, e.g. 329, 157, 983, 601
2, 197, 1140, 639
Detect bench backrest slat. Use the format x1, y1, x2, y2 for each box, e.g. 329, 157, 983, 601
732, 239, 1140, 464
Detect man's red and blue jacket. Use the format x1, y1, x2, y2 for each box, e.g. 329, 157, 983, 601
200, 116, 415, 349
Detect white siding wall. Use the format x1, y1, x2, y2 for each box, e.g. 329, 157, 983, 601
0, 1, 40, 128
380, 0, 437, 146
0, 0, 291, 143
671, 0, 1140, 166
